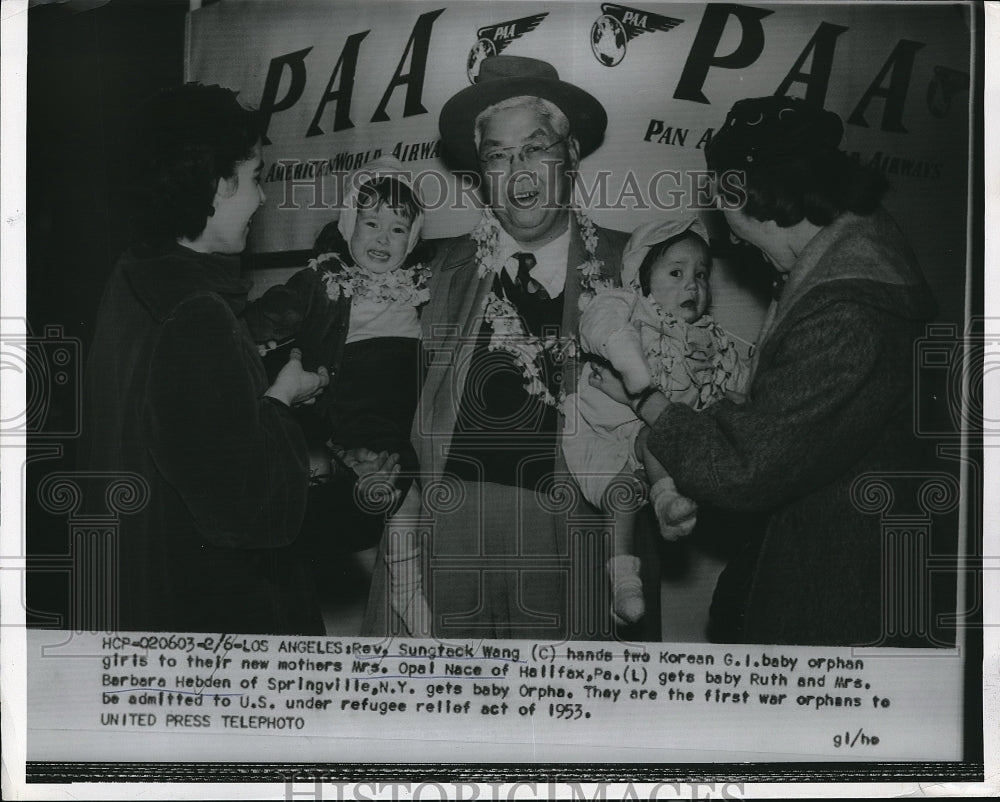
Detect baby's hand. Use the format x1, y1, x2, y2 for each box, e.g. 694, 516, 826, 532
588, 363, 631, 406
604, 328, 652, 393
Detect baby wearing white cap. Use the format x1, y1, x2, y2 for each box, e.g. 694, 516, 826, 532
247, 156, 433, 637
563, 216, 750, 625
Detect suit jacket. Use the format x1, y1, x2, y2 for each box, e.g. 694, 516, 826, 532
396, 217, 666, 641
415, 217, 629, 480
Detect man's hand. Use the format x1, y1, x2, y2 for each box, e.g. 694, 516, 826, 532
331, 446, 403, 514
264, 347, 329, 407
332, 447, 400, 479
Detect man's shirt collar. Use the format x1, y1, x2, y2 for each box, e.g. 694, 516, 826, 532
496, 221, 572, 299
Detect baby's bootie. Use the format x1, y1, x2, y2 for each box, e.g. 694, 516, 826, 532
607, 554, 645, 625
649, 476, 698, 541
386, 540, 432, 638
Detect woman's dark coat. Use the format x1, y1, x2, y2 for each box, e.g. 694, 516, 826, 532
79, 246, 323, 635
649, 211, 942, 646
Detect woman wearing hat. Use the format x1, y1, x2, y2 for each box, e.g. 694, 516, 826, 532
590, 96, 939, 646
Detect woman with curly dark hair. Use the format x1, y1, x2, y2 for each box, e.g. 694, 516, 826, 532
589, 96, 940, 646
80, 83, 330, 634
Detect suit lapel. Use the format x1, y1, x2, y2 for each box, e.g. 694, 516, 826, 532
418, 222, 624, 478
559, 220, 622, 397
561, 217, 584, 335
420, 238, 491, 477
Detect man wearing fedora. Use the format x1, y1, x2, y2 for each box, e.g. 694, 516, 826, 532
395, 56, 661, 640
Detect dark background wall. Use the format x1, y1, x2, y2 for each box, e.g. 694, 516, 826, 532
26, 0, 189, 626
27, 0, 188, 353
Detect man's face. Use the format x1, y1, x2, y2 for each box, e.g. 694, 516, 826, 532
477, 105, 579, 246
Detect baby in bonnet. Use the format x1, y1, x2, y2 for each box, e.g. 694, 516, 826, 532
247, 156, 433, 637
563, 216, 751, 625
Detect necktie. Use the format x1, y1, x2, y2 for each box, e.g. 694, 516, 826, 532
513, 251, 547, 299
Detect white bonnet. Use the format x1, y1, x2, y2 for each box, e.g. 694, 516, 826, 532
621, 216, 710, 290
337, 155, 425, 256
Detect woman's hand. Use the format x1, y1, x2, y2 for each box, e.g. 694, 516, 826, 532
590, 363, 672, 425
264, 347, 329, 406
588, 363, 632, 405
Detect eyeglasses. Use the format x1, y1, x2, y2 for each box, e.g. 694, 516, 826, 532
479, 138, 568, 168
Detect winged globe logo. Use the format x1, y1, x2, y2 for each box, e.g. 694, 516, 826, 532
926, 65, 969, 119
591, 3, 683, 67
467, 13, 548, 84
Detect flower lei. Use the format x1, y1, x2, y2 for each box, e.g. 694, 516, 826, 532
473, 207, 611, 409
309, 251, 431, 307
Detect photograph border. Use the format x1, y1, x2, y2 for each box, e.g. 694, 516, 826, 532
3, 0, 992, 795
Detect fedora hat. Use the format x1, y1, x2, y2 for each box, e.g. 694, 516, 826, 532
439, 56, 607, 171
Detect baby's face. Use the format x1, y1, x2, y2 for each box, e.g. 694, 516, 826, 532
350, 204, 412, 274
648, 238, 711, 323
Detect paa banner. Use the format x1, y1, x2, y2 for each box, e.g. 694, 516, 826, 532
186, 1, 972, 323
